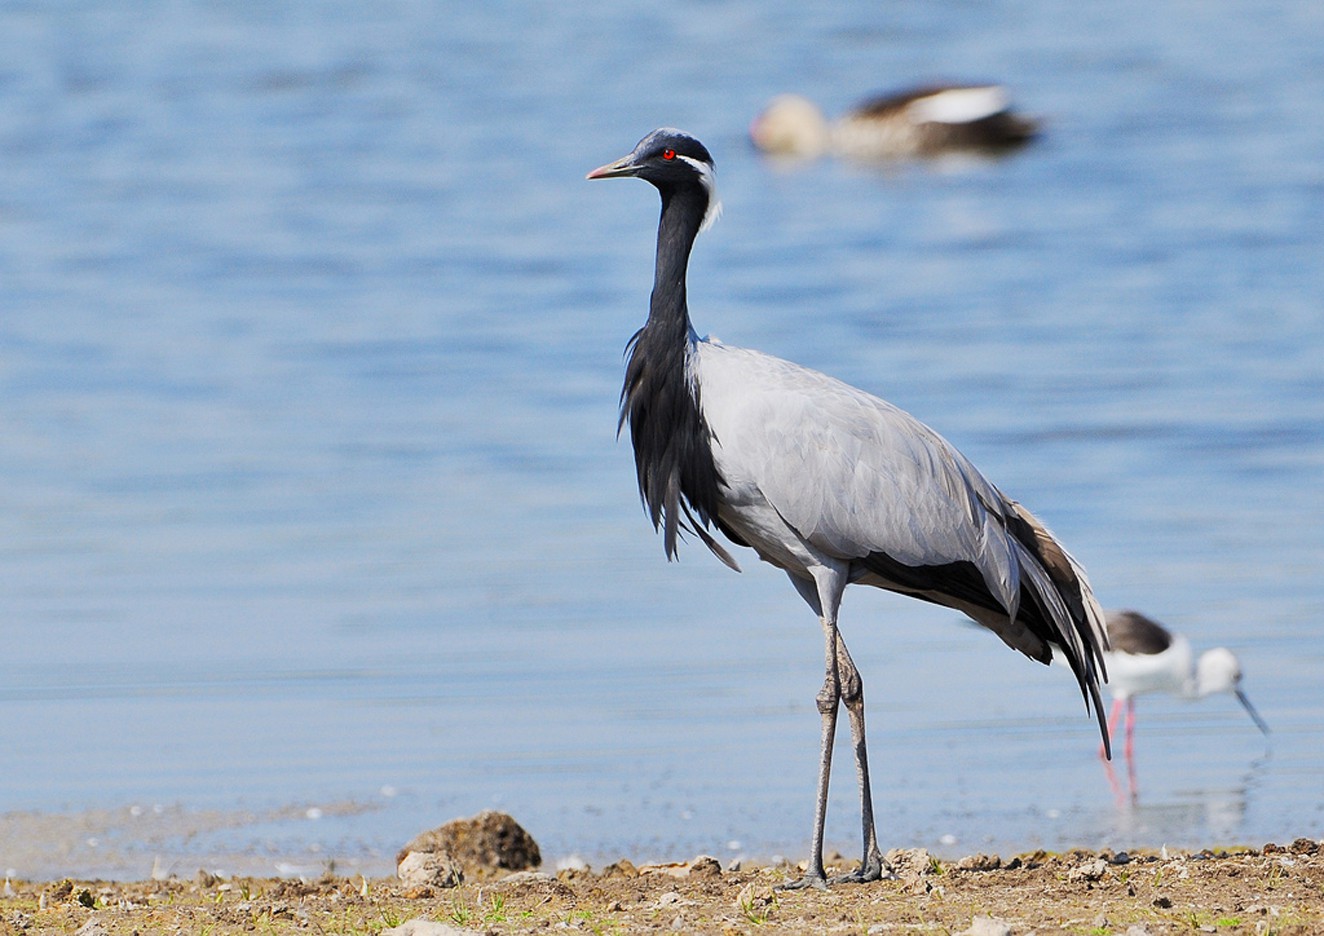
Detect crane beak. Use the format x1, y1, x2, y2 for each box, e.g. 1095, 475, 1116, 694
1236, 688, 1271, 736
586, 153, 640, 180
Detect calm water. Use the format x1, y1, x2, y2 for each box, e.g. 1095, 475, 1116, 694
3, 1, 1323, 880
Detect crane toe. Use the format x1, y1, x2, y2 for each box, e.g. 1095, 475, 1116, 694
829, 860, 894, 885
774, 871, 829, 892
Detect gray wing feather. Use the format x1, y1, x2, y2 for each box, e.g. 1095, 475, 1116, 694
695, 341, 1109, 745
697, 343, 1022, 611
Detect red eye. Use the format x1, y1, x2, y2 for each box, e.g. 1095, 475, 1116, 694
662, 148, 676, 160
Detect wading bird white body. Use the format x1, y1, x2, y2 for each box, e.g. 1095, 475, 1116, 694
1102, 609, 1269, 767
588, 128, 1109, 889
749, 84, 1039, 162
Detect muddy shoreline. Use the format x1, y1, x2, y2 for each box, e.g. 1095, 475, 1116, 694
4, 840, 1322, 935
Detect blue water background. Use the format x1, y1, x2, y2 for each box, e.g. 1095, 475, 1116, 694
2, 1, 1322, 879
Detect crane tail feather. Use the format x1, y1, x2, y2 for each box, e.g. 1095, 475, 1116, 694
683, 504, 742, 572
1004, 502, 1112, 755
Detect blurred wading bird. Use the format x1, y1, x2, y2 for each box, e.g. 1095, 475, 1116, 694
749, 84, 1040, 162
587, 128, 1108, 889
1101, 609, 1269, 764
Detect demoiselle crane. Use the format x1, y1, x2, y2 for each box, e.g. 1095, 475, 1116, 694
1102, 609, 1269, 768
750, 84, 1039, 162
587, 128, 1109, 889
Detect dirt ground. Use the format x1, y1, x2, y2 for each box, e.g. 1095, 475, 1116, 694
3, 839, 1323, 936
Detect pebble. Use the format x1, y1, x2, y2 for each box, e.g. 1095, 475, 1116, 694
495, 870, 556, 885
382, 921, 471, 936
688, 855, 722, 877
735, 882, 776, 915
884, 847, 938, 881
955, 853, 1002, 872
73, 919, 110, 936
957, 916, 1012, 936
396, 850, 463, 889
1067, 858, 1108, 883
600, 859, 638, 878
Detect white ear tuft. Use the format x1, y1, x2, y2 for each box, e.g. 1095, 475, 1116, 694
678, 154, 722, 233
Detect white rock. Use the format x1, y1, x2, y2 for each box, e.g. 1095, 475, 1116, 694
396, 850, 462, 889
382, 921, 471, 936
957, 916, 1013, 936
1067, 858, 1108, 883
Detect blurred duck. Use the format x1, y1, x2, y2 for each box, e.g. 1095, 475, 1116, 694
1102, 609, 1269, 767
750, 84, 1040, 162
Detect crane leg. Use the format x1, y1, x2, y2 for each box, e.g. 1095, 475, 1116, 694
778, 564, 885, 889
776, 616, 840, 890
829, 632, 887, 884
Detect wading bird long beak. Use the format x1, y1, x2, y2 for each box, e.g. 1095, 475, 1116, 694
586, 153, 639, 180
1236, 688, 1271, 736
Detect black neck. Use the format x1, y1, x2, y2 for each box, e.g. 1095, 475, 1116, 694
620, 179, 724, 561
646, 184, 708, 335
